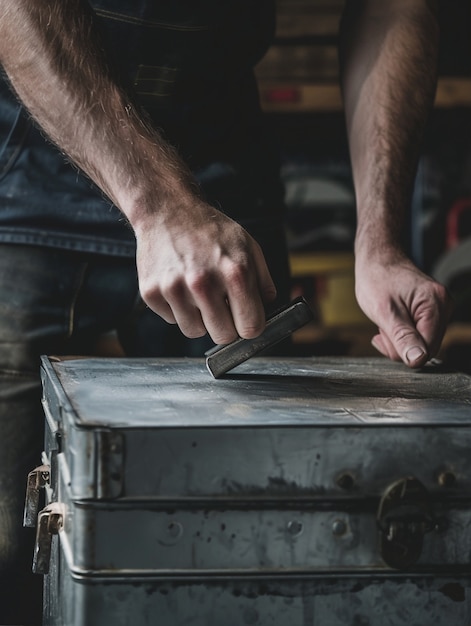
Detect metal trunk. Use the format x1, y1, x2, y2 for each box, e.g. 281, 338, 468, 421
27, 356, 471, 625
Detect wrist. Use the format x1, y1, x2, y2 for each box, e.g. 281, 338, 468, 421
354, 229, 403, 258
124, 187, 192, 235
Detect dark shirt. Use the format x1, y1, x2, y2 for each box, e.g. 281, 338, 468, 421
0, 0, 284, 257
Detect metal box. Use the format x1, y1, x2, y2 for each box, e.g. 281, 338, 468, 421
28, 356, 471, 625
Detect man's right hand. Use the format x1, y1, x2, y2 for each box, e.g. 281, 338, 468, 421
134, 199, 277, 345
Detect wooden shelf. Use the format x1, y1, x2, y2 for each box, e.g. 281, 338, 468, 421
440, 322, 471, 349
289, 251, 370, 328
290, 251, 354, 275
260, 77, 471, 113
292, 321, 377, 357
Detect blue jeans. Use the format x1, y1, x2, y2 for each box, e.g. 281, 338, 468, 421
0, 217, 290, 625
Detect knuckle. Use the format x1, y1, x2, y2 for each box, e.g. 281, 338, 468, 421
205, 315, 238, 345
237, 320, 264, 339
223, 260, 251, 291
181, 326, 206, 339
213, 330, 239, 345
391, 326, 417, 345
139, 282, 160, 306
186, 271, 212, 296
160, 277, 185, 300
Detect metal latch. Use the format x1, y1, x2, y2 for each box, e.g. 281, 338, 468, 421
23, 464, 51, 528
32, 503, 64, 575
377, 477, 436, 569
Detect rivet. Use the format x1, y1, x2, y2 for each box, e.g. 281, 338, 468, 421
286, 520, 304, 536
336, 473, 355, 490
332, 519, 348, 536
438, 471, 456, 487
167, 521, 183, 539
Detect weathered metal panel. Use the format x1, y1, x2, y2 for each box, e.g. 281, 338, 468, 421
43, 570, 471, 626
38, 356, 471, 625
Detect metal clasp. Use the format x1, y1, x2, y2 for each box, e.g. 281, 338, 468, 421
23, 464, 51, 528
32, 503, 64, 575
377, 476, 436, 569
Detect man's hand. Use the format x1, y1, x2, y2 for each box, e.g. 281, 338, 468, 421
134, 200, 277, 345
0, 0, 278, 344
338, 0, 447, 366
355, 250, 452, 367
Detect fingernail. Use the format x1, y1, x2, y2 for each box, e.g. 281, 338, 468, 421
406, 346, 426, 364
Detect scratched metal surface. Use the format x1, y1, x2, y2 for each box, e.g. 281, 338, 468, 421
65, 501, 471, 573
43, 563, 471, 626
40, 356, 471, 625
40, 356, 471, 502
42, 356, 471, 427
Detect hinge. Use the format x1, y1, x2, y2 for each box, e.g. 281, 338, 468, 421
23, 464, 51, 528
32, 502, 64, 575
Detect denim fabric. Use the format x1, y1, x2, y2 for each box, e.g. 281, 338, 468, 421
0, 0, 281, 256
0, 245, 136, 624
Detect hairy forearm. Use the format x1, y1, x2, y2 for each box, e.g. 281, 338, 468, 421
339, 0, 439, 259
0, 0, 197, 226
0, 0, 279, 345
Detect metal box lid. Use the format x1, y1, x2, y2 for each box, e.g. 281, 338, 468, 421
40, 356, 471, 501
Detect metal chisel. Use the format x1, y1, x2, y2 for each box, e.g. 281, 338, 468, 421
205, 296, 314, 378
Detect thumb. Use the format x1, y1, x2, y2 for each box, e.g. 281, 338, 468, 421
375, 322, 429, 368
403, 343, 428, 367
